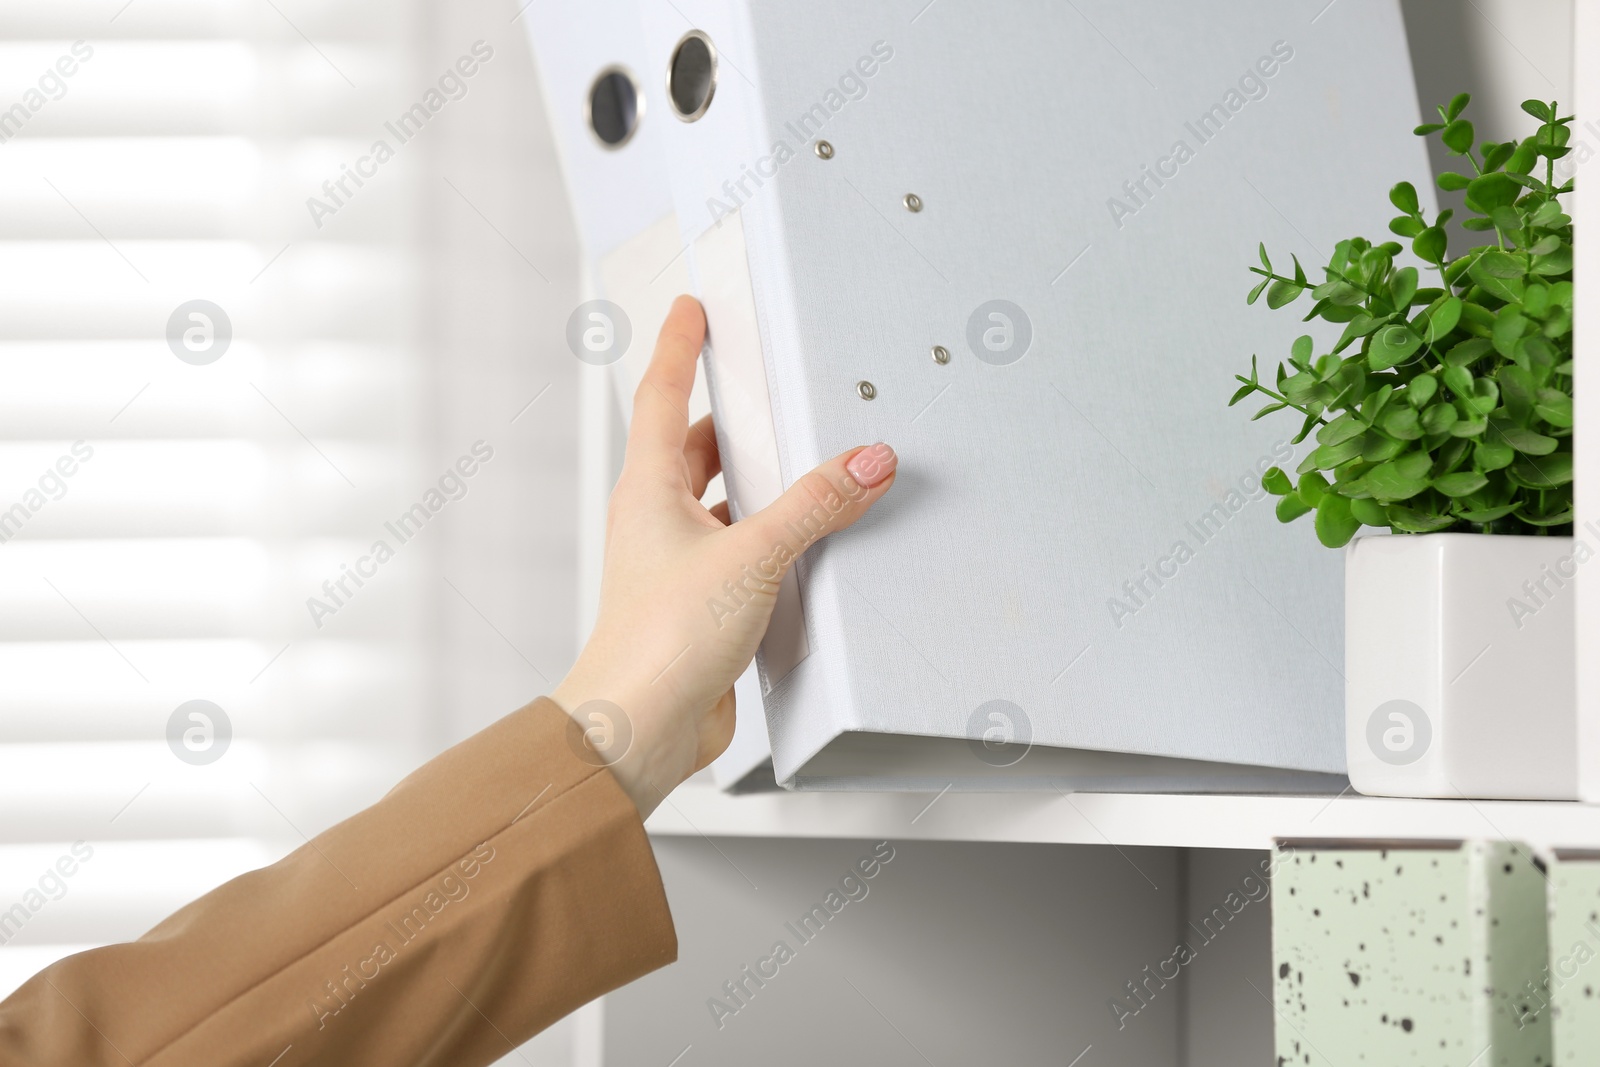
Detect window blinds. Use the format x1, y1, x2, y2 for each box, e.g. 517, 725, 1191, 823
0, 0, 431, 998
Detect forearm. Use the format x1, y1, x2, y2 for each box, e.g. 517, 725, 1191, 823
0, 698, 675, 1067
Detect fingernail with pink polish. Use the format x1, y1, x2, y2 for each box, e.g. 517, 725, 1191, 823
847, 442, 897, 488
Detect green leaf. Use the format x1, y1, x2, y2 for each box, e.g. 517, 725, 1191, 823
1432, 472, 1488, 497
1521, 99, 1552, 121
1443, 364, 1474, 400
1298, 471, 1330, 506
1313, 279, 1365, 306
1247, 277, 1270, 305
1443, 251, 1480, 286
1523, 337, 1561, 375
1316, 412, 1366, 447
1405, 374, 1438, 408
1313, 436, 1366, 468
1481, 141, 1515, 172
1534, 247, 1574, 275
1367, 325, 1422, 371
1445, 338, 1491, 367
1290, 335, 1313, 364
1393, 450, 1431, 479
1422, 296, 1462, 343
1314, 493, 1360, 548
1535, 388, 1574, 428
1282, 372, 1320, 405
1493, 308, 1529, 362
1389, 181, 1419, 213
1466, 172, 1521, 211
1536, 123, 1572, 151
1507, 452, 1573, 489
1350, 497, 1389, 527
1258, 242, 1271, 271
1362, 383, 1395, 423
1335, 313, 1385, 353
1388, 266, 1418, 310
1475, 440, 1514, 470
1413, 226, 1447, 264
1261, 466, 1293, 496
1497, 365, 1538, 424
1267, 279, 1304, 309
1469, 250, 1527, 303
1252, 401, 1288, 421
1448, 415, 1487, 438
1276, 493, 1313, 523
1446, 92, 1471, 120
1456, 502, 1522, 523
1365, 457, 1430, 502
1488, 206, 1523, 234
1490, 420, 1558, 455
1415, 122, 1445, 135
1292, 409, 1321, 446
1333, 472, 1370, 497
1475, 249, 1525, 277
1522, 285, 1552, 320
1390, 215, 1425, 238
1436, 435, 1470, 477
1465, 378, 1500, 414
1362, 433, 1406, 462
1531, 199, 1564, 228
1311, 300, 1361, 324
1436, 171, 1472, 191
1381, 405, 1423, 440
1441, 118, 1475, 153
1421, 403, 1458, 435
1387, 506, 1458, 534
1507, 138, 1538, 174
1521, 508, 1575, 527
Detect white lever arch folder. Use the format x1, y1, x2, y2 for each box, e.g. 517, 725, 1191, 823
530, 0, 1434, 791
522, 0, 775, 790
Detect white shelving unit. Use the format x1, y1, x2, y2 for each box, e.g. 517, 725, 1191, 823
571, 8, 1591, 1064
648, 782, 1600, 852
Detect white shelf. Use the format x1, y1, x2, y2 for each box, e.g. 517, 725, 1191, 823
646, 783, 1600, 852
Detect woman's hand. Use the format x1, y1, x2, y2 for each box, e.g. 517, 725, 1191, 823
550, 296, 897, 817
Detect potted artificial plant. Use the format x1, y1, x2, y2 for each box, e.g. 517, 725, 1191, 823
1230, 95, 1579, 800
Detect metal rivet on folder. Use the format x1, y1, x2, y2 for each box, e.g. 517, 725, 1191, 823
903, 193, 923, 212
814, 140, 834, 160
931, 345, 950, 365
856, 380, 877, 400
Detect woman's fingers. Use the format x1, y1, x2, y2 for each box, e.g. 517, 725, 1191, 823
683, 413, 721, 499
628, 296, 706, 469
734, 443, 897, 567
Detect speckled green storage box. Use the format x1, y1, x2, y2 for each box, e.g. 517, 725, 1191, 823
1272, 839, 1550, 1066
1548, 851, 1600, 1064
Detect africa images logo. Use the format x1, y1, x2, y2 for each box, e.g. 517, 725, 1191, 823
1366, 699, 1431, 766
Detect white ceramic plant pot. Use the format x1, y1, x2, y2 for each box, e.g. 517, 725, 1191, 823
1345, 532, 1578, 800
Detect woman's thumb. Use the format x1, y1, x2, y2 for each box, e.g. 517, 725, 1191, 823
733, 443, 897, 570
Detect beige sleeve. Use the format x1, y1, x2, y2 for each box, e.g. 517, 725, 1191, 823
0, 698, 677, 1067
